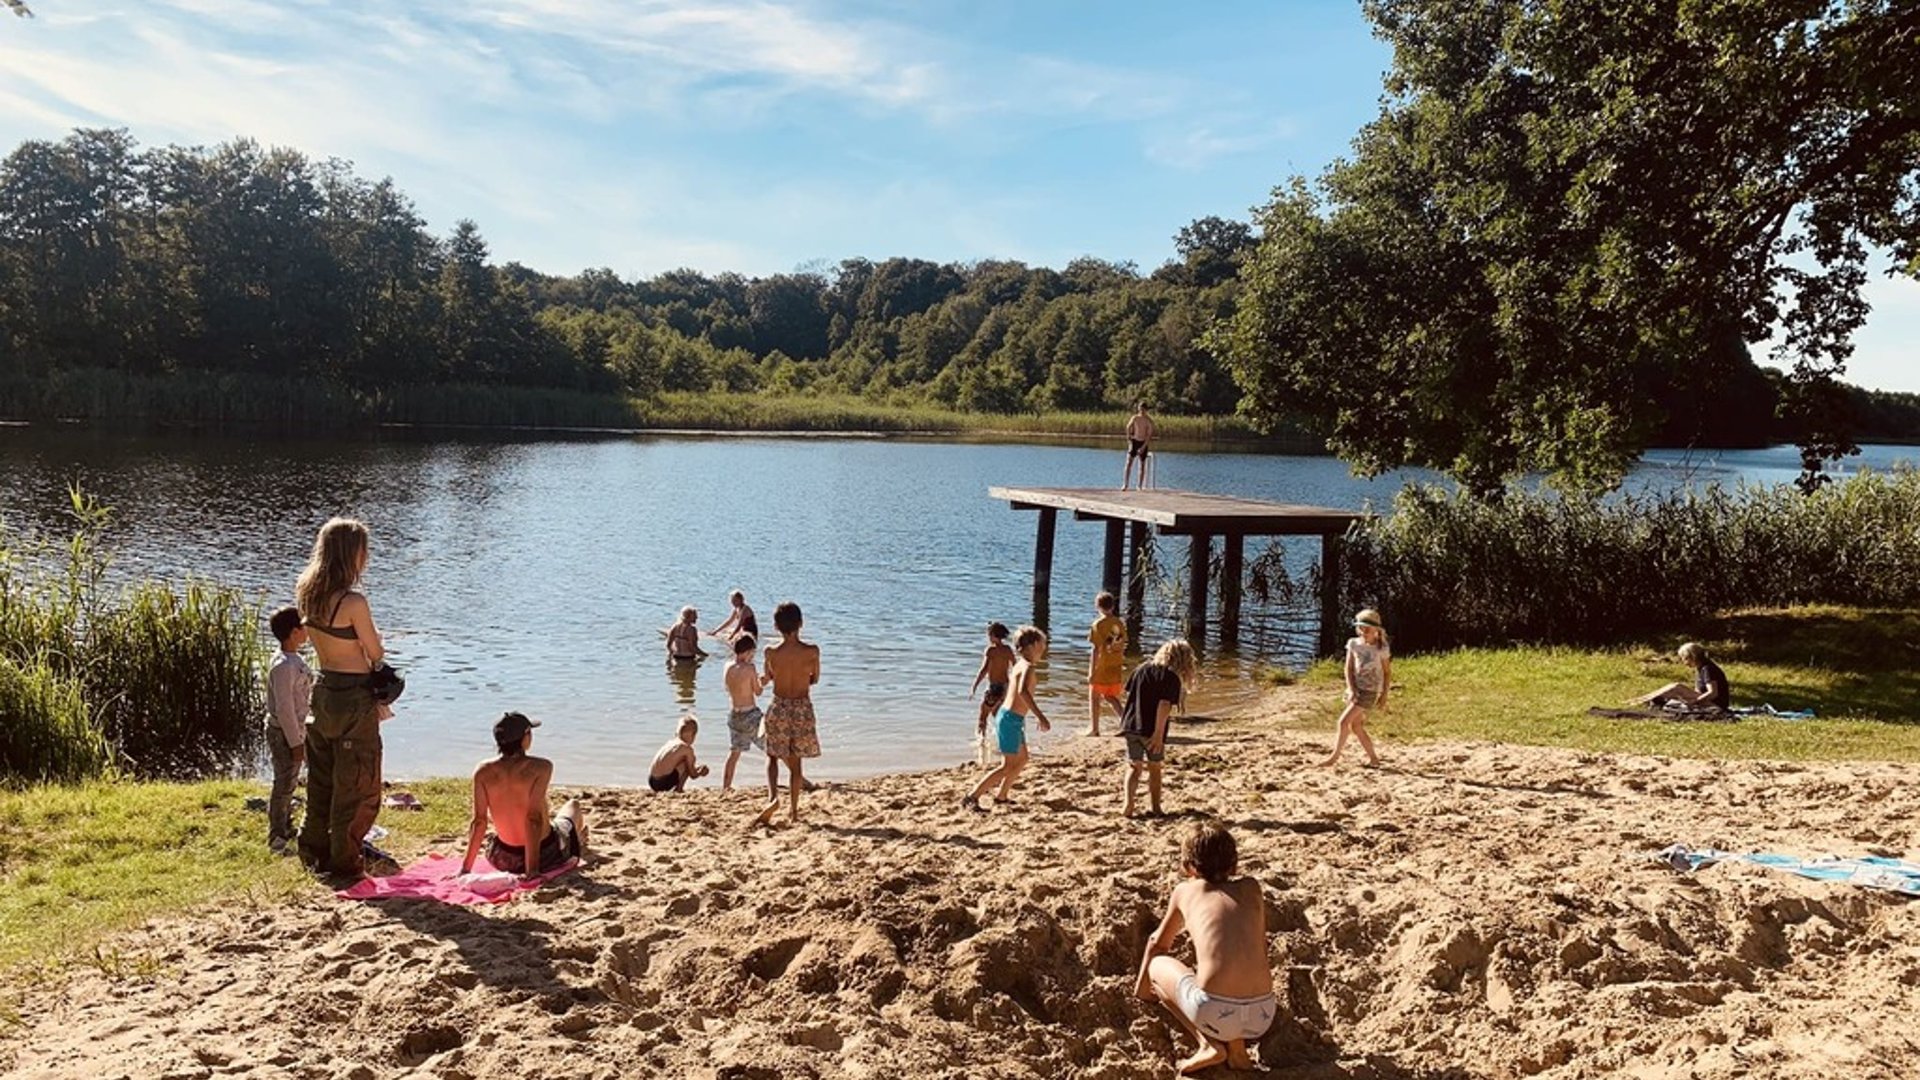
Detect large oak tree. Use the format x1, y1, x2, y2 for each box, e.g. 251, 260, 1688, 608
1220, 0, 1920, 494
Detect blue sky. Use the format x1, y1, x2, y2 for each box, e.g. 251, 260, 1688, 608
0, 0, 1914, 391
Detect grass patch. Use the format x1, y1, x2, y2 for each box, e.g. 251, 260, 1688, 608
1294, 606, 1920, 762
0, 775, 471, 977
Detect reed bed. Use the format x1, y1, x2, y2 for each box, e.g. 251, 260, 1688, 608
1339, 470, 1920, 652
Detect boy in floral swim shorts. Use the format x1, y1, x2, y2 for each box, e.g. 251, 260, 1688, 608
752, 602, 820, 827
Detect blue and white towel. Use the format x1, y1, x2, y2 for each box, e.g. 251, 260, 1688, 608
1656, 844, 1920, 897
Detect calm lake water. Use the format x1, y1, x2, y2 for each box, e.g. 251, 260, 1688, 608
0, 426, 1912, 783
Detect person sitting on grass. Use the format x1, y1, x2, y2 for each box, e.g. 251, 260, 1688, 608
460, 712, 586, 881
1628, 641, 1730, 710
1137, 821, 1276, 1075
649, 716, 710, 792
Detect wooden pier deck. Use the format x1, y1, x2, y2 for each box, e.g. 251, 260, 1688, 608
987, 486, 1365, 652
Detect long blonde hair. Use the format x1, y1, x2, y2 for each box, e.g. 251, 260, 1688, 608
1153, 638, 1198, 687
296, 517, 369, 622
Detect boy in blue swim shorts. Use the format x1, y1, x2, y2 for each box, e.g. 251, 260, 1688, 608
963, 626, 1050, 812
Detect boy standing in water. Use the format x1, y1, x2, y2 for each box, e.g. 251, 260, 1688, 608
724, 634, 766, 791
969, 622, 1016, 744
753, 601, 820, 827
963, 626, 1051, 812
1138, 822, 1276, 1074
1087, 591, 1128, 736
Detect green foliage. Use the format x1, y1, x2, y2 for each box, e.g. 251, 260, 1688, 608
1341, 470, 1920, 652
0, 489, 266, 783
0, 660, 105, 784
1222, 0, 1920, 495
0, 129, 1255, 425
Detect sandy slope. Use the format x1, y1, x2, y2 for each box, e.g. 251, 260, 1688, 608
9, 689, 1920, 1080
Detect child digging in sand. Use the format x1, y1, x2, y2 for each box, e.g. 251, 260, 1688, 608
1138, 822, 1276, 1074
963, 625, 1050, 812
1320, 608, 1390, 767
648, 716, 710, 792
969, 622, 1016, 750
753, 601, 820, 827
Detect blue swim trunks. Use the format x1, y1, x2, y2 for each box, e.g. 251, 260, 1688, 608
996, 707, 1027, 755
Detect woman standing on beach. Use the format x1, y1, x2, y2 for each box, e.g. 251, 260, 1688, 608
295, 517, 389, 879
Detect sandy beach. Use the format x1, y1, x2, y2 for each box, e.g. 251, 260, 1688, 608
9, 687, 1920, 1080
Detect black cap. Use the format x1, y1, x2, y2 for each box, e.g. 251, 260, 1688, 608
494, 711, 541, 747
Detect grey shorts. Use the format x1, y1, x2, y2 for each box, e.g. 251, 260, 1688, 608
1125, 735, 1164, 763
1347, 688, 1381, 710
728, 707, 765, 753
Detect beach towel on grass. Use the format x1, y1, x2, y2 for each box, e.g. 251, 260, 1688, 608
337, 853, 576, 905
1588, 705, 1737, 722
1655, 845, 1920, 897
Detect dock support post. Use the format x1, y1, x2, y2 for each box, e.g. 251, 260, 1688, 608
1102, 519, 1125, 597
1125, 520, 1148, 634
1186, 534, 1211, 644
1220, 534, 1243, 650
1319, 533, 1345, 656
1033, 507, 1057, 624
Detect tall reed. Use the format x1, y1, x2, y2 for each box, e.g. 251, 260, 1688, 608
0, 488, 266, 784
1338, 470, 1920, 652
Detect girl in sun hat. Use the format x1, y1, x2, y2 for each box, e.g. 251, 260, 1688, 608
1320, 608, 1390, 767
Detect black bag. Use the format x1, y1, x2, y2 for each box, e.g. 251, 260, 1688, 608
367, 662, 406, 705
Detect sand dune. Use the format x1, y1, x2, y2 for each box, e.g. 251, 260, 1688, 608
9, 688, 1920, 1079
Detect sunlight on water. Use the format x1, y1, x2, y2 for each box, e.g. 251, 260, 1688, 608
0, 429, 1911, 783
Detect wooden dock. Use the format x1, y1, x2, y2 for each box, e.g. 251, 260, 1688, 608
987, 486, 1365, 652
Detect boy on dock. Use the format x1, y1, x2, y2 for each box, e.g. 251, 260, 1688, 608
649, 716, 710, 792
1138, 822, 1276, 1074
753, 601, 821, 827
1123, 402, 1156, 490
264, 605, 312, 854
969, 622, 1016, 744
1087, 591, 1128, 736
963, 625, 1051, 812
724, 634, 766, 791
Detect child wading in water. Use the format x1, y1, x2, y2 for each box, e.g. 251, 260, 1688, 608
1087, 591, 1128, 736
969, 622, 1016, 752
723, 634, 766, 791
1138, 822, 1276, 1074
753, 601, 820, 827
1321, 608, 1390, 767
963, 625, 1050, 812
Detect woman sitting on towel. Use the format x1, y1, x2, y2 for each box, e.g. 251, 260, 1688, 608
1628, 642, 1730, 709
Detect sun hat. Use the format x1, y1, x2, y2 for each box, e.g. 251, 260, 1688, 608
1354, 610, 1384, 629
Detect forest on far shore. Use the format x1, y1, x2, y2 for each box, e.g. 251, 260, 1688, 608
0, 128, 1914, 450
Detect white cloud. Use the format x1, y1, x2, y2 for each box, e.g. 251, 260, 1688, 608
1144, 116, 1300, 171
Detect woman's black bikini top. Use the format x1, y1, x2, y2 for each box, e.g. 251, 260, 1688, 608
304, 594, 360, 641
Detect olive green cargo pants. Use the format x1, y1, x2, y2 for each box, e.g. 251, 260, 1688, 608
298, 674, 381, 877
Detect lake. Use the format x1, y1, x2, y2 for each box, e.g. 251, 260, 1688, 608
0, 426, 1912, 783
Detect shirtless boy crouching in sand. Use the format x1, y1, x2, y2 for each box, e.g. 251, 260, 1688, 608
1138, 822, 1276, 1074
461, 712, 587, 880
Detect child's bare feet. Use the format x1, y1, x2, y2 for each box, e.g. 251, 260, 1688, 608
750, 802, 778, 828
1177, 1041, 1229, 1075
962, 794, 985, 814
1225, 1041, 1260, 1071
1316, 755, 1339, 768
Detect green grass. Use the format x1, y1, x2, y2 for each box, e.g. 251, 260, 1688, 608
0, 776, 470, 979
1294, 606, 1920, 762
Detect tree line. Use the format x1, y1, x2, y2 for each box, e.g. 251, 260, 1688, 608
0, 114, 1914, 486
0, 129, 1253, 418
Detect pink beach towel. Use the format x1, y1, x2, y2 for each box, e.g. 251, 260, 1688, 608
336, 853, 576, 905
